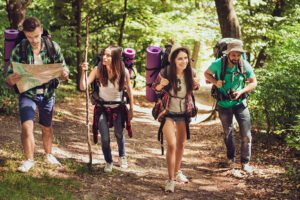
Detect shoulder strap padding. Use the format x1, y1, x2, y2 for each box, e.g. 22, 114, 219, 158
43, 36, 56, 63
220, 56, 227, 81
20, 39, 28, 64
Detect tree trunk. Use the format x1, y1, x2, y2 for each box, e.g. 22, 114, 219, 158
214, 0, 241, 38
254, 0, 286, 68
6, 0, 31, 29
191, 41, 200, 68
118, 0, 128, 46
74, 0, 82, 90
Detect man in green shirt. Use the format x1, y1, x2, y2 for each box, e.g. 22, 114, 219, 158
6, 17, 69, 172
204, 39, 257, 173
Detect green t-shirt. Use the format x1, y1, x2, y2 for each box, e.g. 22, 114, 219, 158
208, 58, 254, 108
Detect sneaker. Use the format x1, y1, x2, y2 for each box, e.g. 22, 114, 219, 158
17, 159, 35, 173
119, 156, 128, 169
242, 163, 254, 174
46, 154, 61, 166
165, 180, 175, 193
175, 171, 189, 183
104, 162, 113, 173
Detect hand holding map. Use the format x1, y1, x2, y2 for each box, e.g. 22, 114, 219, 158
12, 62, 64, 93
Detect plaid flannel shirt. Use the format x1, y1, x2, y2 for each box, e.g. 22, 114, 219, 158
7, 37, 69, 98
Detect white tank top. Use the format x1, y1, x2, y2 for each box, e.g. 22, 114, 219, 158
98, 69, 128, 108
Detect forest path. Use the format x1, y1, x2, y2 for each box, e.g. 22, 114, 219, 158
0, 92, 298, 199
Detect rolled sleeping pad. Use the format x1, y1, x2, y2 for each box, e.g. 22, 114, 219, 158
123, 48, 136, 77
146, 46, 162, 102
4, 29, 19, 74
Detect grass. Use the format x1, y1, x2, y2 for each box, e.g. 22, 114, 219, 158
55, 80, 79, 102
0, 146, 82, 200
0, 172, 81, 200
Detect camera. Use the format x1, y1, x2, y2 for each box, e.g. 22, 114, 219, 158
227, 88, 237, 100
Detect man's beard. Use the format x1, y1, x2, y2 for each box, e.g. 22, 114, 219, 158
229, 58, 239, 65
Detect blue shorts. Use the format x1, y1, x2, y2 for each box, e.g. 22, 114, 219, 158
19, 94, 55, 127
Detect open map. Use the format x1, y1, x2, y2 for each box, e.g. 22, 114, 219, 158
12, 62, 64, 93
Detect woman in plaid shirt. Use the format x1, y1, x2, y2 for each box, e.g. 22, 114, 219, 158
152, 44, 199, 193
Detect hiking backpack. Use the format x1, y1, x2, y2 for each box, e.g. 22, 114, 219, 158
211, 38, 247, 101
145, 44, 172, 102
4, 28, 59, 93
4, 29, 56, 67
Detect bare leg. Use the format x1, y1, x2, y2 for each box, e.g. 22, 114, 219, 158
163, 118, 176, 180
21, 120, 35, 160
174, 121, 187, 173
42, 125, 53, 154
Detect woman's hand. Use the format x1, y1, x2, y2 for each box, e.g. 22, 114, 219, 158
193, 78, 200, 90
81, 62, 88, 71
159, 77, 169, 87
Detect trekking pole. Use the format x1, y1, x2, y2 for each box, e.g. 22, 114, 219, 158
84, 16, 92, 168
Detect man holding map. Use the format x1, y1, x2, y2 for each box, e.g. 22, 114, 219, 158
6, 17, 69, 172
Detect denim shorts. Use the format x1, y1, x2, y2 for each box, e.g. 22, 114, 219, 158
165, 111, 186, 122
19, 94, 55, 127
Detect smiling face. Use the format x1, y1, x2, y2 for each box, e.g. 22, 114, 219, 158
175, 50, 189, 73
228, 51, 242, 65
23, 27, 43, 50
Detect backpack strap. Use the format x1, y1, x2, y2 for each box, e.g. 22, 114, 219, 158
43, 36, 56, 63
161, 65, 171, 92
19, 39, 29, 64
237, 59, 247, 85
220, 56, 227, 81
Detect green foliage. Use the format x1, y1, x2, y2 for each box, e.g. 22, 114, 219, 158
0, 172, 80, 200
248, 23, 300, 136
286, 115, 300, 150
55, 79, 78, 102
0, 68, 18, 114
235, 1, 300, 148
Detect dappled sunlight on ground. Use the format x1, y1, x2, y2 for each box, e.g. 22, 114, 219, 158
0, 92, 299, 199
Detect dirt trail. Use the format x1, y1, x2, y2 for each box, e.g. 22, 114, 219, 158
0, 93, 299, 200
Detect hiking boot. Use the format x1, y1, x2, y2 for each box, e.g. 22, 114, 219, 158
118, 156, 128, 169
104, 162, 113, 173
46, 154, 61, 166
175, 170, 189, 183
242, 163, 254, 174
165, 180, 175, 193
17, 159, 35, 173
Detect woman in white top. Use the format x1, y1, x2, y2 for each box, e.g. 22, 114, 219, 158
80, 45, 134, 173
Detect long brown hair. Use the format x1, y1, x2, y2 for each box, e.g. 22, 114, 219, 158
97, 46, 125, 91
168, 48, 193, 95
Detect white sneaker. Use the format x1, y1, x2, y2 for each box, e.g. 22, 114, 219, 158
242, 163, 254, 174
165, 180, 175, 193
104, 162, 113, 173
17, 159, 35, 173
119, 156, 128, 169
46, 154, 61, 166
175, 171, 189, 183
